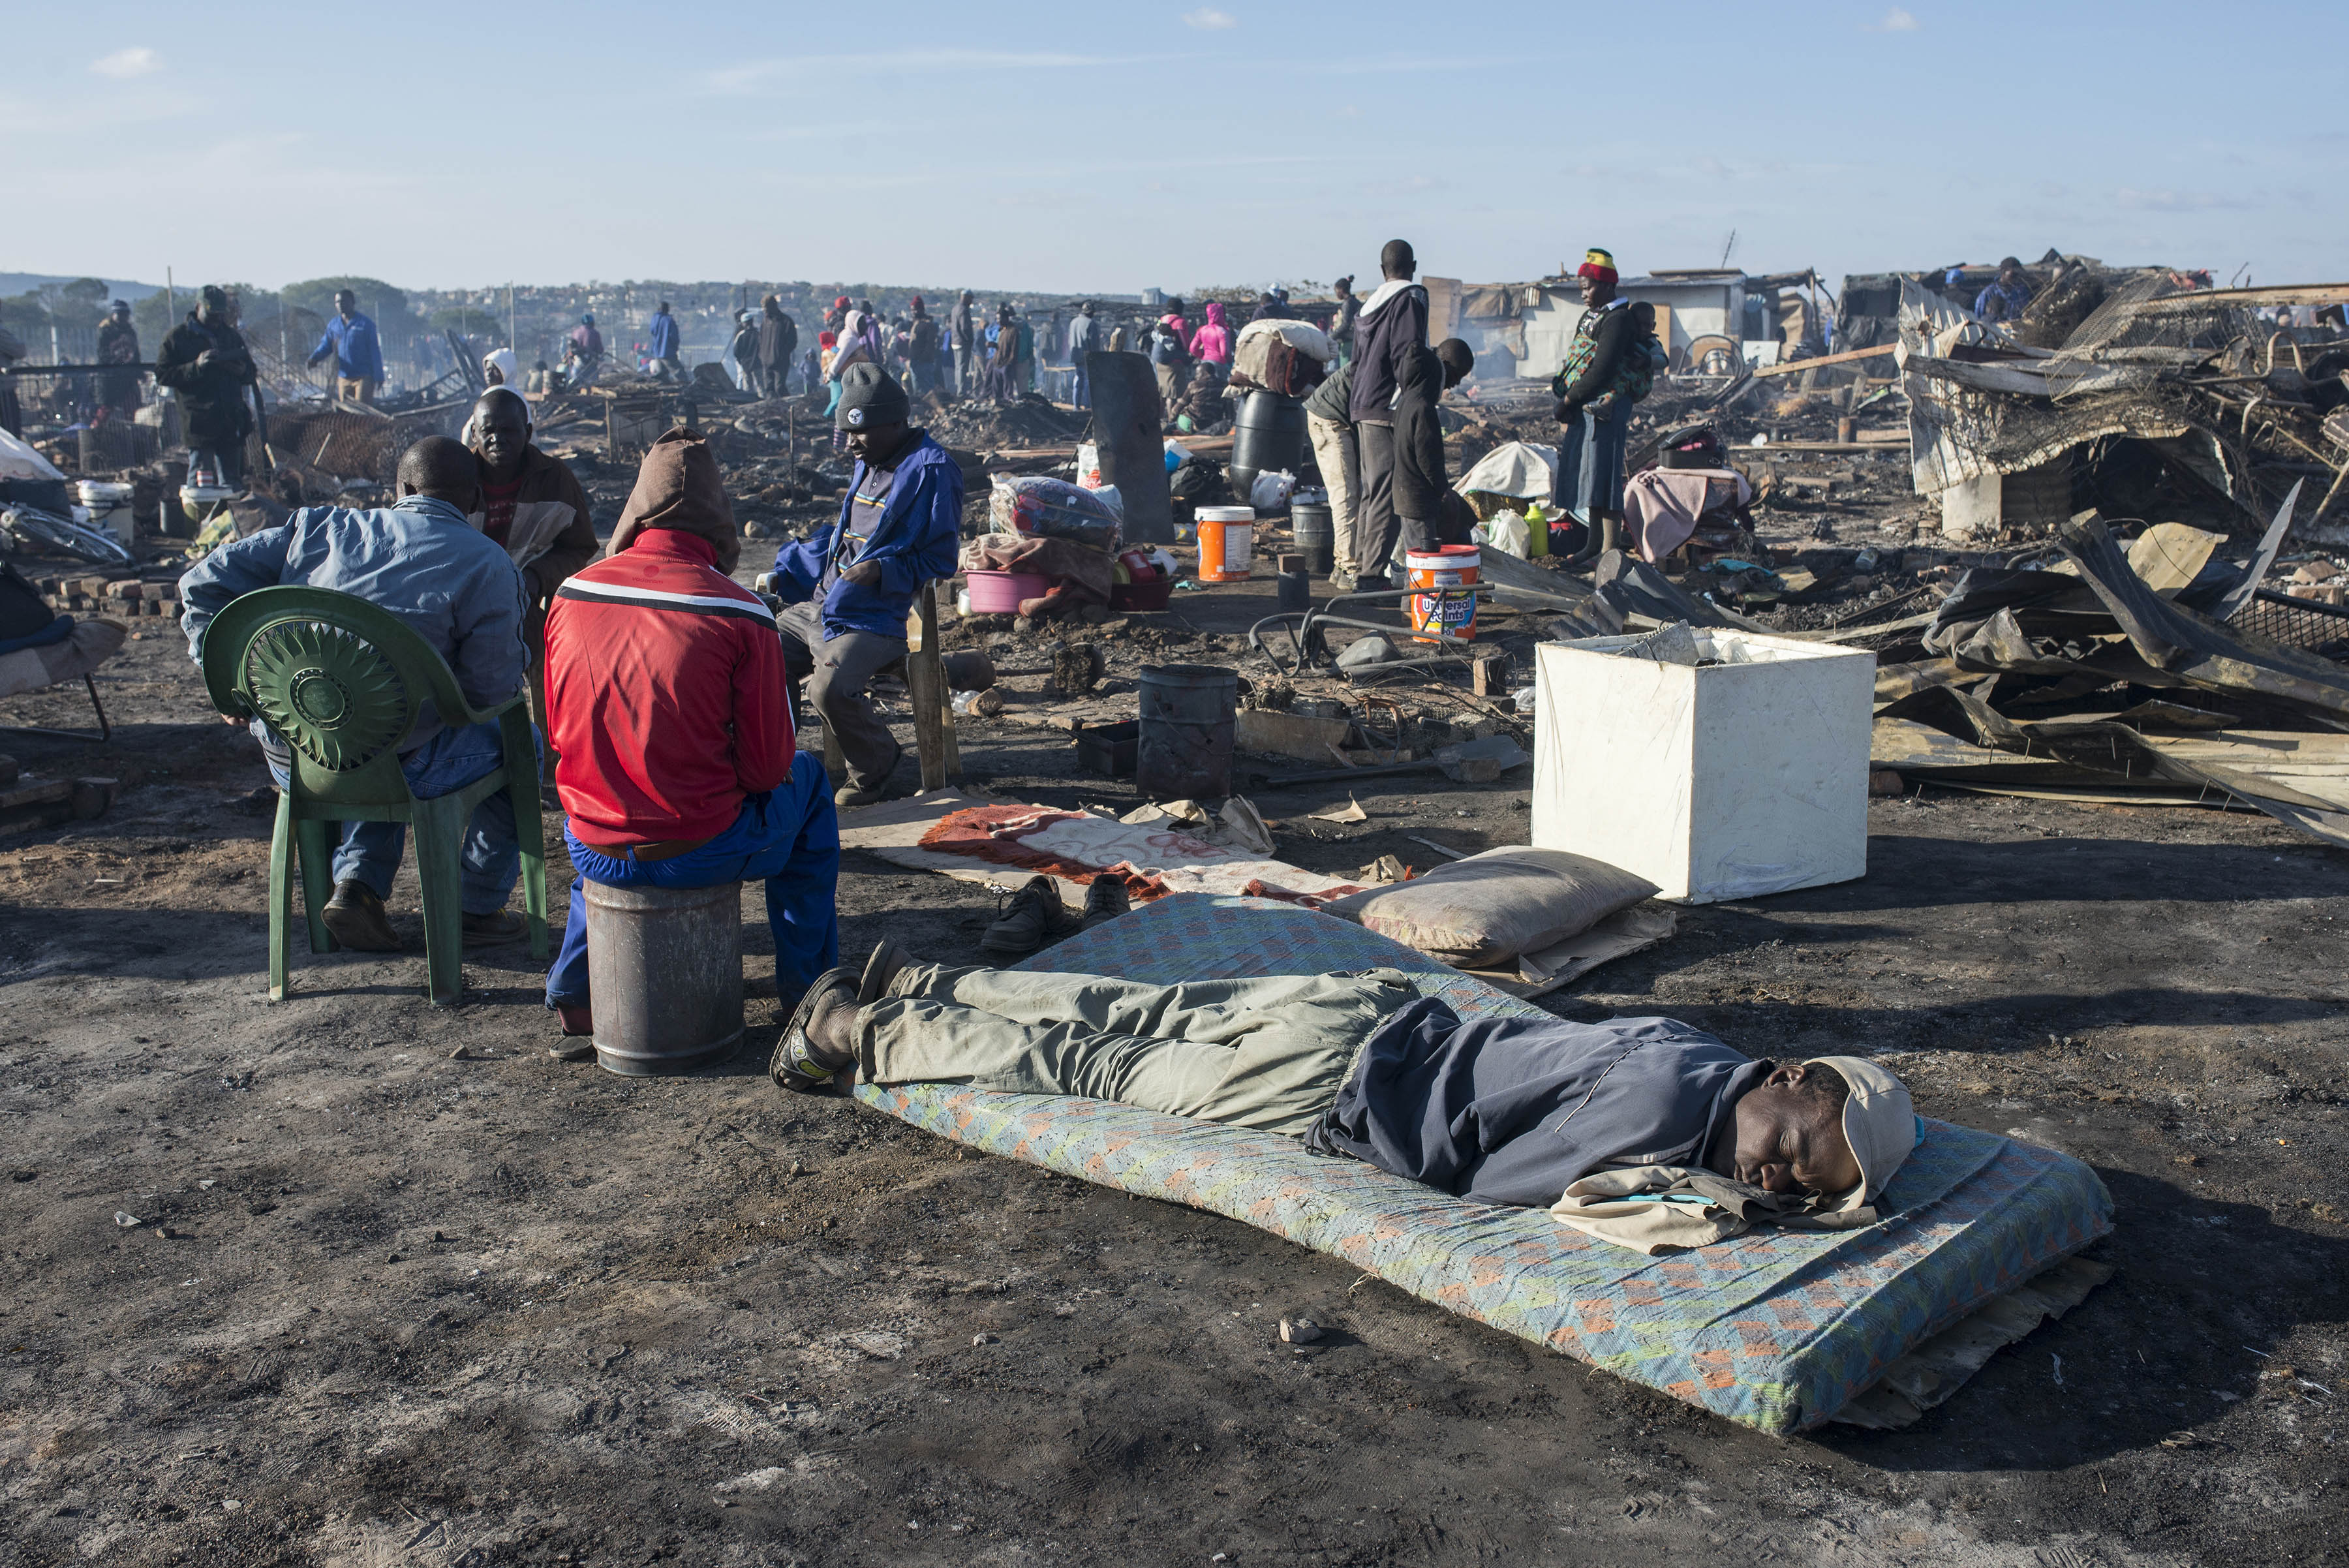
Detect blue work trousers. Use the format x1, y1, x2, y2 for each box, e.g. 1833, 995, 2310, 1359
262, 718, 527, 915
546, 750, 840, 1009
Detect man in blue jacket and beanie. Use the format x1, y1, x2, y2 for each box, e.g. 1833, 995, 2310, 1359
771, 362, 962, 806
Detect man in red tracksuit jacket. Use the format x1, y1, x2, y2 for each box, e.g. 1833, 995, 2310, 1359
541, 427, 839, 1049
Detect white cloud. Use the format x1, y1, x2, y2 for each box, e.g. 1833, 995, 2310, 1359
1183, 8, 1238, 28
707, 50, 1126, 94
91, 47, 162, 79
2115, 187, 2250, 213
1867, 8, 1922, 30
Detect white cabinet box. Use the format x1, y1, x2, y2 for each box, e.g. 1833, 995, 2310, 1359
1530, 630, 1874, 903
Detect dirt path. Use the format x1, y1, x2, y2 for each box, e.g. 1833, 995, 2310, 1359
1, 626, 2344, 1568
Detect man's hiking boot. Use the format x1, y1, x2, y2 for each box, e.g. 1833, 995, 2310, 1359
980, 875, 1077, 959
833, 739, 904, 809
859, 937, 910, 1003
770, 966, 860, 1092
322, 881, 401, 952
463, 909, 527, 947
1081, 873, 1131, 931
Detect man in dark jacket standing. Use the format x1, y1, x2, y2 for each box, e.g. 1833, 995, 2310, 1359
154, 285, 258, 487
769, 364, 962, 806
1349, 241, 1430, 589
1553, 249, 1640, 545
95, 300, 142, 415
758, 296, 798, 397
728, 311, 762, 393
904, 296, 942, 397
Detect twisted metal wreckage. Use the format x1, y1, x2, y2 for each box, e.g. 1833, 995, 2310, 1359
1864, 268, 2349, 842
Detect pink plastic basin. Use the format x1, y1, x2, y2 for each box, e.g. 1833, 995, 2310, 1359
966, 569, 1051, 614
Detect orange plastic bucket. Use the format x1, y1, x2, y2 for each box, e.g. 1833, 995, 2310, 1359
1195, 506, 1254, 582
1405, 546, 1479, 642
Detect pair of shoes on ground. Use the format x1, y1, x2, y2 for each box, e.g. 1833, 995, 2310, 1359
978, 874, 1129, 961
769, 937, 911, 1092
321, 880, 526, 953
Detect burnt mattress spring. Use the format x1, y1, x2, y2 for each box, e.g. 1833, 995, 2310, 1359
852, 894, 2112, 1434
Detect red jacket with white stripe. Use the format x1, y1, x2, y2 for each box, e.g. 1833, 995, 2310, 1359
544, 530, 793, 846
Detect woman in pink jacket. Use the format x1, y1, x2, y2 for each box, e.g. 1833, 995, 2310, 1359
1188, 300, 1234, 367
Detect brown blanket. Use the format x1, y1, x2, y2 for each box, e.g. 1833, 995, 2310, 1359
959, 531, 1114, 619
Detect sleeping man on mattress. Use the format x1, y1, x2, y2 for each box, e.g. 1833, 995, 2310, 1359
771, 944, 1920, 1252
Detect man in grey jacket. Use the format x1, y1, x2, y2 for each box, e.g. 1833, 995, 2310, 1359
179, 437, 534, 952
1066, 301, 1098, 409
952, 292, 981, 399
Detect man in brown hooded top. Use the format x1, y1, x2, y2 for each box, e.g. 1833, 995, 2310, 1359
540, 427, 840, 1047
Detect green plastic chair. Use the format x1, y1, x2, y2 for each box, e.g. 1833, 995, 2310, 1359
199, 585, 548, 1005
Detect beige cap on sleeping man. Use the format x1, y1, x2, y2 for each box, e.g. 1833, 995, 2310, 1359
1807, 1055, 1918, 1211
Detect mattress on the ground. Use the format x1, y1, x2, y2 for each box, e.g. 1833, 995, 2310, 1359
853, 894, 2113, 1434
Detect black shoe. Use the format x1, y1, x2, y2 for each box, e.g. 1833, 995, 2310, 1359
321, 881, 402, 952
771, 966, 860, 1092
1080, 873, 1131, 930
980, 875, 1077, 959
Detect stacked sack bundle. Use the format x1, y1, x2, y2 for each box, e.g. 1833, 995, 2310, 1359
961, 476, 1124, 621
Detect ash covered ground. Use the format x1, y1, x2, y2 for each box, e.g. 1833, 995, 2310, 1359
1, 381, 2344, 1568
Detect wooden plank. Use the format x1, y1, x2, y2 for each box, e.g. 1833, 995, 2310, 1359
910, 583, 947, 792
1471, 649, 1509, 698
1235, 709, 1353, 765
1749, 343, 1899, 379
1740, 440, 1907, 454
2129, 283, 2349, 313
1903, 356, 2056, 397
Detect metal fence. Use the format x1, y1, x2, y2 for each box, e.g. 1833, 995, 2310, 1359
0, 363, 164, 474
2229, 587, 2349, 660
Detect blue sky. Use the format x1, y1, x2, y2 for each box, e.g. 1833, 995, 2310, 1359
5, 0, 2343, 296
